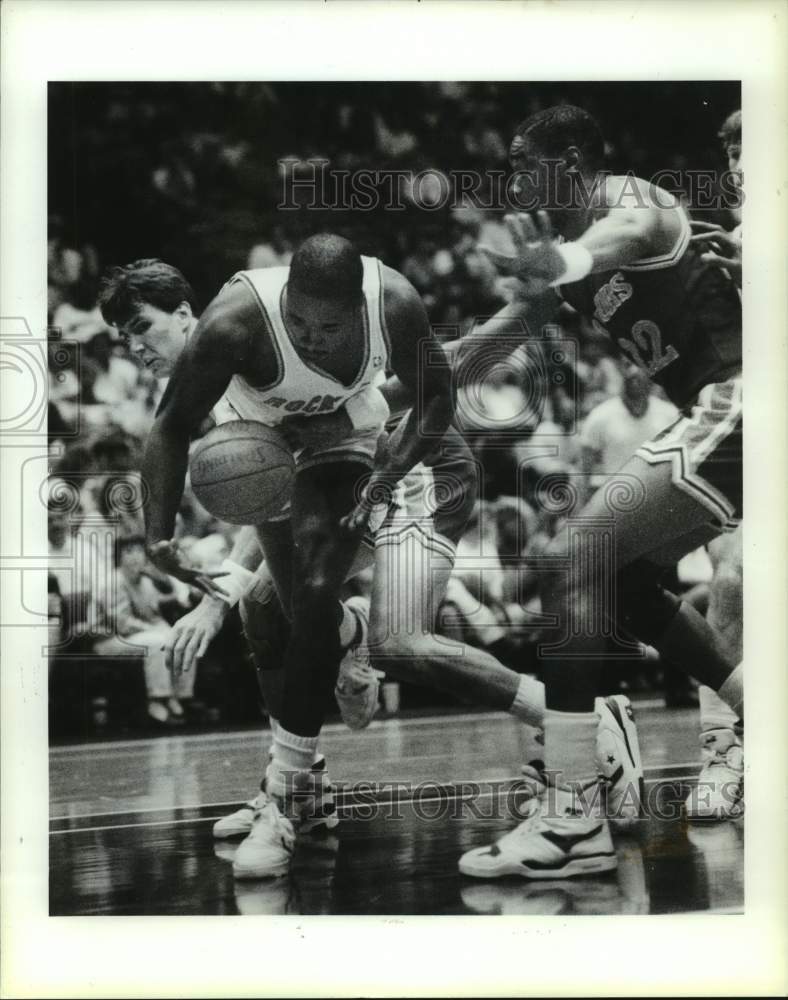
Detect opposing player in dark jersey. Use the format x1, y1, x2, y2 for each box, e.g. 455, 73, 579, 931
459, 105, 743, 879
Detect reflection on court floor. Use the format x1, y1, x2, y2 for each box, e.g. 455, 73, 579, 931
50, 708, 743, 916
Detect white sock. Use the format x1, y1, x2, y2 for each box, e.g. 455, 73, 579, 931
717, 664, 743, 720
698, 684, 739, 733
509, 674, 546, 728
268, 717, 322, 766
544, 709, 599, 788
272, 725, 320, 773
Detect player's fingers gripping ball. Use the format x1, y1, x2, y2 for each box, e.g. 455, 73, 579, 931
190, 420, 295, 525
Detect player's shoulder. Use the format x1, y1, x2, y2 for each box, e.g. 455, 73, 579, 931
379, 262, 430, 334
194, 278, 260, 349
601, 173, 687, 258
603, 173, 681, 212
380, 261, 422, 305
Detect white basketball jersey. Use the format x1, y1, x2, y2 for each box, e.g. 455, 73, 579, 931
217, 256, 391, 427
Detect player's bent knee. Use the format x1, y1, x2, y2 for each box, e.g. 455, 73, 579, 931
239, 590, 289, 671
370, 630, 450, 686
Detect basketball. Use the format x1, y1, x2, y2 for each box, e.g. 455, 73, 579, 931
189, 420, 294, 525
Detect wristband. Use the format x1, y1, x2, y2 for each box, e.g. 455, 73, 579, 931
549, 242, 593, 287
345, 385, 390, 432
218, 558, 256, 608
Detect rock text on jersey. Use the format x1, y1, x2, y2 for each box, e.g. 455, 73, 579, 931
261, 393, 344, 414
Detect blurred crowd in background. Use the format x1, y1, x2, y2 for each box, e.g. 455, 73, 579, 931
47, 82, 737, 740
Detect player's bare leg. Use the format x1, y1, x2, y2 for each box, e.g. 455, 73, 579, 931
367, 528, 540, 714
366, 517, 642, 812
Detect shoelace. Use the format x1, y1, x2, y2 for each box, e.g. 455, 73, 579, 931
246, 791, 270, 810
502, 797, 544, 843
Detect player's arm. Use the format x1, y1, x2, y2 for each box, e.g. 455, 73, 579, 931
379, 270, 455, 473
164, 526, 264, 676
342, 270, 454, 531
379, 294, 556, 415
481, 190, 682, 292
142, 293, 251, 593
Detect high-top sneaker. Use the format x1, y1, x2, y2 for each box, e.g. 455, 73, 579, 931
334, 595, 385, 730
685, 728, 744, 820
459, 780, 618, 880
518, 696, 645, 829
231, 799, 296, 880
213, 756, 338, 839
595, 695, 645, 829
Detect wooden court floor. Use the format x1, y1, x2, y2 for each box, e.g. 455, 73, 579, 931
49, 707, 743, 916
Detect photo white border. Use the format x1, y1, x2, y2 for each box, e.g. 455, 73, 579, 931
2, 1, 786, 996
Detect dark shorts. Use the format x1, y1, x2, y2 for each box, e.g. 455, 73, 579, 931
636, 374, 742, 532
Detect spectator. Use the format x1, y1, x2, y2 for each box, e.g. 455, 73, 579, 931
47, 485, 102, 638
578, 365, 679, 506
97, 535, 194, 725
51, 279, 110, 345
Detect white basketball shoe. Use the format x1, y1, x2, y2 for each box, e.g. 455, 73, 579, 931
685, 728, 744, 820
231, 799, 296, 880
519, 696, 645, 828
231, 758, 339, 880
213, 756, 338, 839
594, 695, 645, 828
334, 595, 384, 731
459, 781, 618, 880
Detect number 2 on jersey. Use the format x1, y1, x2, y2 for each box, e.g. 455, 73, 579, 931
619, 320, 679, 376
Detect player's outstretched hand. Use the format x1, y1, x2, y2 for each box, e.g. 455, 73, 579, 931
163, 596, 227, 676
690, 221, 742, 286
147, 539, 230, 600
478, 211, 563, 294
340, 476, 392, 536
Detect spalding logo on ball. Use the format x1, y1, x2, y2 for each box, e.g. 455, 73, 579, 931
189, 421, 294, 525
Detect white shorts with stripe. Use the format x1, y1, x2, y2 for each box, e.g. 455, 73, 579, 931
635, 374, 742, 532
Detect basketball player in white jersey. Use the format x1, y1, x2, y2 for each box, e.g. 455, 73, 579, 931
100, 251, 643, 879
124, 234, 456, 877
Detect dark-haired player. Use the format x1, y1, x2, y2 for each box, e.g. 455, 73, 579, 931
108, 234, 455, 878
459, 104, 743, 879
